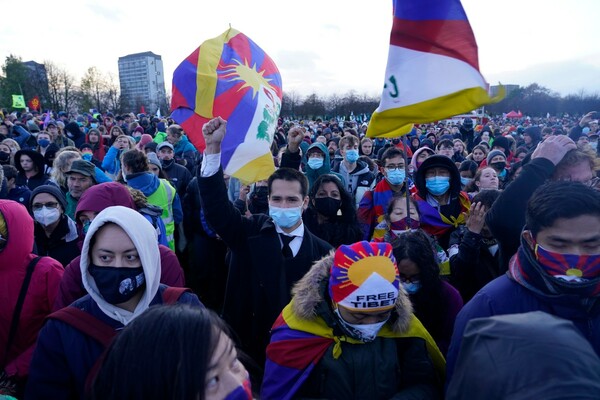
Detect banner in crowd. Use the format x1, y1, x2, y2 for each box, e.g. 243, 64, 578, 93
28, 96, 40, 111
368, 0, 503, 138
171, 27, 282, 183
12, 95, 25, 109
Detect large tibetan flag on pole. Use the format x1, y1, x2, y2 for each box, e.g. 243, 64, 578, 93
368, 0, 503, 138
171, 27, 282, 184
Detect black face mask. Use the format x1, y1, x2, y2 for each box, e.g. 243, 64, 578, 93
491, 161, 506, 171
314, 197, 342, 218
88, 265, 145, 305
161, 158, 175, 168
249, 187, 269, 214
392, 139, 400, 145
0, 151, 10, 164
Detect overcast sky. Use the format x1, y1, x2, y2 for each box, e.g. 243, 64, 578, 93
2, 0, 599, 99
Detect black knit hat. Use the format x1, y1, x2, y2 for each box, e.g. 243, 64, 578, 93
30, 184, 67, 212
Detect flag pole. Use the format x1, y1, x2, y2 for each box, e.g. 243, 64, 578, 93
402, 135, 412, 227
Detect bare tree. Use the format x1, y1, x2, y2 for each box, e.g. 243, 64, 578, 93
80, 67, 107, 112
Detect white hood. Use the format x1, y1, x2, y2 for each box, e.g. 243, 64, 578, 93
81, 205, 161, 325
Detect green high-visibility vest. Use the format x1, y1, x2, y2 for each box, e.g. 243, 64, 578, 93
147, 179, 176, 250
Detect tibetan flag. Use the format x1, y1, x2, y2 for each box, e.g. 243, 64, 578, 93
12, 95, 26, 109
28, 96, 40, 111
368, 0, 503, 138
171, 27, 282, 184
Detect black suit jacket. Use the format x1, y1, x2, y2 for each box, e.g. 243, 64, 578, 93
198, 168, 332, 365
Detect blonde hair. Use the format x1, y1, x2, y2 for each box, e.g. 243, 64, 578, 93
0, 211, 7, 251
51, 150, 81, 187
126, 186, 149, 209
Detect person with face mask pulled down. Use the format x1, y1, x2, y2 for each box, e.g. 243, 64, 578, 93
30, 185, 79, 267
197, 117, 332, 371
262, 241, 444, 400
26, 206, 202, 399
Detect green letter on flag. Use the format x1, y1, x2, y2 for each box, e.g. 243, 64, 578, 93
12, 95, 26, 109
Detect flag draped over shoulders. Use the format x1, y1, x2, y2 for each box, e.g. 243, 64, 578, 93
368, 0, 503, 138
262, 299, 445, 400
171, 27, 282, 183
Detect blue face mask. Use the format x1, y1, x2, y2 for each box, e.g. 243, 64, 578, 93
91, 123, 98, 129
426, 176, 450, 196
460, 176, 473, 186
82, 153, 93, 162
269, 205, 303, 229
401, 280, 421, 294
82, 220, 91, 235
345, 149, 359, 163
38, 139, 50, 148
386, 168, 406, 185
307, 157, 324, 170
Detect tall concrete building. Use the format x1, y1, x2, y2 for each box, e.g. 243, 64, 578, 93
118, 51, 166, 114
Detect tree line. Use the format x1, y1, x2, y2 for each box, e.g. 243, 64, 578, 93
1, 55, 598, 119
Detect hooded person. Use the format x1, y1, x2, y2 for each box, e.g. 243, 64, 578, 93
410, 146, 435, 174
27, 206, 201, 399
447, 312, 600, 400
30, 185, 79, 267
262, 241, 444, 399
0, 200, 63, 397
280, 141, 346, 190
14, 149, 50, 191
53, 182, 184, 310
522, 126, 541, 151
63, 121, 85, 148
413, 155, 471, 251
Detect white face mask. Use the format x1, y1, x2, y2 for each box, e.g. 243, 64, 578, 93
34, 207, 61, 226
334, 308, 388, 342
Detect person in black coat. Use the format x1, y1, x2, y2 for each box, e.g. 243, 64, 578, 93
14, 149, 50, 191
198, 117, 332, 371
157, 142, 192, 198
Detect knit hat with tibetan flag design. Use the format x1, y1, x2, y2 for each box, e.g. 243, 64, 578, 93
329, 241, 400, 312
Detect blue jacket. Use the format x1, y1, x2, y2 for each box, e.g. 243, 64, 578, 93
101, 146, 121, 178
26, 285, 201, 399
173, 135, 198, 172
127, 173, 183, 224
446, 274, 600, 385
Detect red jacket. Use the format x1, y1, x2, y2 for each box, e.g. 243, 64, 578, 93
0, 200, 64, 378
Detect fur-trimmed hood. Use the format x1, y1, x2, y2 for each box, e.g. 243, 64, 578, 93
291, 250, 414, 334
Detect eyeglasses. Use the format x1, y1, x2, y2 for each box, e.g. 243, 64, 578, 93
385, 164, 405, 170
32, 202, 59, 210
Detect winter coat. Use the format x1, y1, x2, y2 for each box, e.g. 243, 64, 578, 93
332, 158, 376, 207
161, 159, 192, 198
448, 225, 502, 302
446, 311, 600, 400
100, 146, 122, 179
7, 185, 31, 208
446, 241, 600, 385
63, 122, 85, 148
33, 214, 80, 267
262, 252, 444, 400
280, 142, 347, 190
485, 157, 554, 272
172, 135, 198, 172
14, 150, 50, 191
302, 206, 363, 249
197, 167, 333, 366
0, 200, 63, 379
26, 206, 201, 399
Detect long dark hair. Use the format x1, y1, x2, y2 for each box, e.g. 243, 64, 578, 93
391, 230, 444, 336
308, 174, 356, 223
91, 304, 238, 400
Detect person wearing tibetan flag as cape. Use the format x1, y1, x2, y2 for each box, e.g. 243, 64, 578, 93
261, 241, 444, 400
170, 28, 332, 377
412, 155, 470, 253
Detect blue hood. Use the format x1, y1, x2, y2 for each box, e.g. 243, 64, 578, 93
127, 172, 160, 197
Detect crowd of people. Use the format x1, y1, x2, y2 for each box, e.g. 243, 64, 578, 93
0, 107, 599, 399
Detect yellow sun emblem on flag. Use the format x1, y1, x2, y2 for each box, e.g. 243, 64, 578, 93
221, 59, 275, 99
